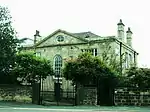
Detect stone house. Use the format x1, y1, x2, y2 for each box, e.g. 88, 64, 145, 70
23, 19, 138, 91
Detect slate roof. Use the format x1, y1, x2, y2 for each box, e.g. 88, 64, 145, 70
71, 31, 102, 39
23, 29, 137, 54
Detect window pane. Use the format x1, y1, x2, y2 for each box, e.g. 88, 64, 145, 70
125, 52, 128, 68
36, 52, 41, 57
91, 49, 94, 55
54, 55, 62, 77
95, 48, 97, 56
57, 35, 64, 42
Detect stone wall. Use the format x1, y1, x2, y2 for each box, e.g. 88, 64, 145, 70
114, 88, 150, 106
78, 87, 97, 105
0, 85, 32, 103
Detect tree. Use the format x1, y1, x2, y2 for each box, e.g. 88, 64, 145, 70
99, 41, 131, 87
63, 52, 118, 87
63, 53, 119, 105
0, 6, 18, 75
100, 41, 125, 76
11, 52, 54, 84
125, 67, 150, 89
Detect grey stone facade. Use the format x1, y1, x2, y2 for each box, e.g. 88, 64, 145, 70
23, 19, 138, 91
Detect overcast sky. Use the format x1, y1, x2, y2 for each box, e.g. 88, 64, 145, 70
1, 0, 150, 67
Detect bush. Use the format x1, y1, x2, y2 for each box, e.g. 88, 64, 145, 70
63, 53, 118, 87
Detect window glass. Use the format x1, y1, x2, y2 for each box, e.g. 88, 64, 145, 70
80, 48, 97, 56
36, 52, 41, 57
94, 48, 97, 56
125, 52, 128, 68
129, 54, 132, 66
54, 55, 62, 77
57, 35, 64, 42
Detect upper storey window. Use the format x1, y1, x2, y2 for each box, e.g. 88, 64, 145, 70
57, 35, 64, 42
35, 52, 41, 57
81, 48, 97, 56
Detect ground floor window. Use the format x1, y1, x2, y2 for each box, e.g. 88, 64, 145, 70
54, 55, 62, 77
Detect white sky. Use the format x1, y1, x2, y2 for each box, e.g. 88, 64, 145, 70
1, 0, 150, 67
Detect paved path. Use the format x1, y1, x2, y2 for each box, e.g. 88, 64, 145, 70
1, 107, 150, 112
0, 107, 135, 112
0, 102, 150, 112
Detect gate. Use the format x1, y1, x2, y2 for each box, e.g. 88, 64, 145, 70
40, 76, 76, 106
97, 84, 114, 106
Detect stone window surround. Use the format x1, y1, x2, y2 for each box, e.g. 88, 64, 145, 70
124, 52, 133, 68
125, 52, 128, 68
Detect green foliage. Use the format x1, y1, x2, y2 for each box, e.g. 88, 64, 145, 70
0, 6, 18, 74
100, 42, 124, 76
63, 52, 118, 87
11, 52, 54, 84
125, 67, 150, 89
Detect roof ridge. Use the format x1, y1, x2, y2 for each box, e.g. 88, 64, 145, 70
71, 31, 91, 34
71, 31, 101, 38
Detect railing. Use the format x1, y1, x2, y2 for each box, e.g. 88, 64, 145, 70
41, 90, 75, 105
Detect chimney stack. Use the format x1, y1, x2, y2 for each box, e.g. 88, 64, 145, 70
117, 19, 125, 42
34, 30, 41, 44
126, 27, 132, 47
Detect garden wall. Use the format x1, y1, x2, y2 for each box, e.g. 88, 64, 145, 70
0, 84, 32, 103
114, 88, 150, 106
77, 87, 97, 105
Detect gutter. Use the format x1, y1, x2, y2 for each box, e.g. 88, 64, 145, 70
113, 38, 139, 55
